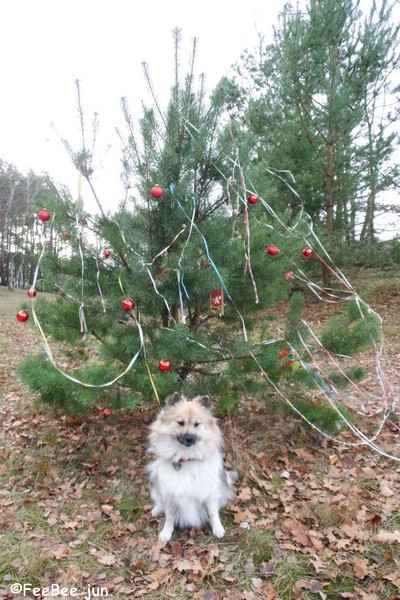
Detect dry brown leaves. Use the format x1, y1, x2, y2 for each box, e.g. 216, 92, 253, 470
1, 282, 400, 599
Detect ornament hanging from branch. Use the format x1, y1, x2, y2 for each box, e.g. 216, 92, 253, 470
17, 310, 29, 322
122, 299, 135, 311
267, 244, 278, 256
247, 194, 258, 205
38, 209, 51, 222
158, 359, 172, 373
151, 184, 164, 199
210, 288, 224, 316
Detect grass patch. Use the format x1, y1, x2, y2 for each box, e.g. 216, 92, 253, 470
310, 503, 341, 528
272, 551, 312, 599
241, 530, 276, 566
323, 576, 355, 599
0, 533, 56, 585
119, 497, 142, 522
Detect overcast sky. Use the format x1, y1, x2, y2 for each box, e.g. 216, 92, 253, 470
1, 0, 399, 237
0, 0, 285, 213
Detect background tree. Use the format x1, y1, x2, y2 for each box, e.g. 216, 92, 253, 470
0, 160, 55, 289
233, 0, 400, 258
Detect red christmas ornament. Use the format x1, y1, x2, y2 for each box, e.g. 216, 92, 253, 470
151, 184, 164, 199
267, 244, 278, 256
102, 407, 112, 417
210, 289, 224, 313
27, 289, 37, 298
38, 209, 50, 222
17, 310, 29, 323
302, 248, 313, 258
284, 271, 295, 281
247, 194, 258, 205
278, 348, 291, 361
122, 299, 135, 311
158, 359, 172, 373
62, 231, 71, 241
104, 249, 111, 259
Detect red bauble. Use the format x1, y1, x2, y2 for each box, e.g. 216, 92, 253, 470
27, 289, 37, 298
17, 310, 29, 322
104, 249, 111, 259
38, 209, 50, 222
302, 248, 313, 258
278, 348, 291, 361
102, 407, 112, 417
247, 194, 258, 205
267, 244, 278, 256
151, 184, 164, 199
62, 231, 71, 241
284, 271, 295, 281
122, 298, 135, 311
158, 359, 172, 373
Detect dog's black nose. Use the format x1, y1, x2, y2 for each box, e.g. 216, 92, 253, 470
178, 433, 197, 447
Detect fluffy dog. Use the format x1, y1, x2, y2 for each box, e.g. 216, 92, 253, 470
148, 392, 235, 541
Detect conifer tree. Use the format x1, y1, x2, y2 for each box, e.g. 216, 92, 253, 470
233, 0, 400, 247
18, 31, 380, 434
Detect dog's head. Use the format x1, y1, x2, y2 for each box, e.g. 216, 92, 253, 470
149, 392, 222, 461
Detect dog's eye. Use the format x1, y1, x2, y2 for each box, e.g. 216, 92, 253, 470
194, 422, 200, 428
177, 420, 185, 427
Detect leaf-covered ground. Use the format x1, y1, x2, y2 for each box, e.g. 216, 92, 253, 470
0, 278, 399, 600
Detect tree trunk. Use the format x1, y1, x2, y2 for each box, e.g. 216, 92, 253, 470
324, 139, 334, 289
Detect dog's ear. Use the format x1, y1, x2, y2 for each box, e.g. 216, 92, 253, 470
198, 395, 211, 408
167, 392, 182, 406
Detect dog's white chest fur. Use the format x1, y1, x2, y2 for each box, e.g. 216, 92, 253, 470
150, 452, 225, 503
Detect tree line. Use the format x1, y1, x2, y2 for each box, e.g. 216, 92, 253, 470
0, 160, 62, 289
1, 0, 399, 290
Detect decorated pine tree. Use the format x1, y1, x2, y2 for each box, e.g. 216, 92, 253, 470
18, 31, 384, 441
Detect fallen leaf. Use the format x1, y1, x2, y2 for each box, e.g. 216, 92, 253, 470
383, 571, 400, 590
175, 558, 204, 575
372, 530, 400, 544
221, 572, 236, 583
52, 545, 70, 560
352, 557, 371, 580
379, 481, 394, 497
260, 559, 276, 577
281, 518, 312, 546
147, 568, 171, 591
251, 577, 263, 591
294, 579, 312, 599
341, 523, 366, 541
97, 553, 117, 566
131, 560, 145, 571
244, 559, 255, 574
237, 486, 252, 502
265, 584, 278, 599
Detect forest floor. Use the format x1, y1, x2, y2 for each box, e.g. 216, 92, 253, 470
0, 272, 400, 600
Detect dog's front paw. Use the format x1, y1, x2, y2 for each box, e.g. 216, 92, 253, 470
212, 524, 225, 539
151, 506, 163, 518
159, 528, 173, 542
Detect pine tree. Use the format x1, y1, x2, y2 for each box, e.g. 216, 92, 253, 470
233, 0, 400, 249
18, 32, 381, 436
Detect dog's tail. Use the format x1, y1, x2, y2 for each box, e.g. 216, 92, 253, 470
226, 470, 238, 485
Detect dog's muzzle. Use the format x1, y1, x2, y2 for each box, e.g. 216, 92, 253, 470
178, 433, 197, 447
